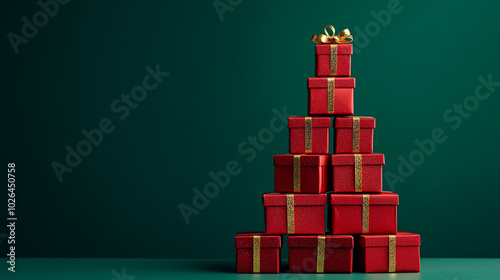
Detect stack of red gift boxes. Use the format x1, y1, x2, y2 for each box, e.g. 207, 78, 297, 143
235, 26, 421, 274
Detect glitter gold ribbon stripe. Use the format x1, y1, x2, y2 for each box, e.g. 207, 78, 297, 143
362, 194, 370, 233
286, 194, 295, 234
354, 154, 362, 192
253, 235, 260, 273
330, 44, 338, 76
388, 235, 396, 272
316, 236, 325, 273
305, 117, 312, 153
327, 78, 335, 113
293, 155, 301, 192
352, 117, 360, 152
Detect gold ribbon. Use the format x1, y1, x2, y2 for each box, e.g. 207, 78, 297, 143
354, 154, 362, 192
330, 45, 337, 75
311, 25, 353, 44
286, 194, 295, 233
253, 235, 260, 273
388, 235, 396, 272
316, 236, 325, 273
293, 155, 301, 192
352, 117, 360, 152
305, 117, 312, 153
362, 194, 369, 233
327, 78, 335, 113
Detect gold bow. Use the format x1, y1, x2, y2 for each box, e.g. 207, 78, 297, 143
311, 25, 353, 44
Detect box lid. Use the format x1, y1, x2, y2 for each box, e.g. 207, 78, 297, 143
335, 117, 375, 128
235, 232, 282, 248
307, 77, 355, 88
316, 44, 353, 55
331, 154, 385, 166
329, 192, 399, 206
288, 117, 331, 128
263, 193, 327, 206
274, 154, 330, 167
289, 235, 353, 249
359, 232, 421, 247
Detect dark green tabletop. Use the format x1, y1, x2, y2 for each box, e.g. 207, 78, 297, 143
1, 258, 498, 280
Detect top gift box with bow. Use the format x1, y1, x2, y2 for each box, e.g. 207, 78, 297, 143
312, 25, 353, 77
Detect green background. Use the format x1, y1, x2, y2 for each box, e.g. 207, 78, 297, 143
2, 0, 500, 259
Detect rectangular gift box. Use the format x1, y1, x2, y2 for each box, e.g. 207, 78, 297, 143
289, 117, 330, 154
335, 117, 375, 154
274, 155, 330, 193
307, 77, 355, 116
289, 235, 353, 273
331, 154, 385, 193
316, 44, 352, 77
329, 192, 398, 234
235, 232, 282, 273
263, 193, 326, 235
359, 233, 421, 273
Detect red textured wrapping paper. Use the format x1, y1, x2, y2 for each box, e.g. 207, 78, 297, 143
331, 154, 385, 193
263, 193, 326, 235
359, 233, 421, 273
329, 192, 398, 234
289, 235, 353, 273
289, 117, 330, 154
308, 77, 355, 116
316, 44, 352, 77
235, 232, 281, 273
274, 155, 330, 193
335, 117, 375, 154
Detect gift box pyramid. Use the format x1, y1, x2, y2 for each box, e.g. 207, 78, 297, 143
235, 25, 421, 274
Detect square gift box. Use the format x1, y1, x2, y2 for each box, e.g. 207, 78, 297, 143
263, 193, 326, 235
235, 232, 282, 273
289, 235, 353, 273
331, 154, 385, 193
315, 44, 352, 76
307, 77, 355, 116
329, 192, 398, 234
335, 117, 375, 154
289, 117, 330, 154
358, 232, 421, 273
274, 154, 330, 193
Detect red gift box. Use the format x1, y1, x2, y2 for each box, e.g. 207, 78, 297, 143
335, 117, 375, 154
263, 193, 326, 235
235, 232, 282, 273
331, 154, 385, 193
316, 44, 352, 77
307, 77, 355, 116
359, 233, 421, 273
289, 117, 330, 154
329, 192, 398, 234
274, 155, 330, 193
289, 235, 353, 273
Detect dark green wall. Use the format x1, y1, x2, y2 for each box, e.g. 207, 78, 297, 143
2, 0, 500, 258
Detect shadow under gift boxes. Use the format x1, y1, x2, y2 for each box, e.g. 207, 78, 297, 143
274, 154, 330, 193
358, 232, 421, 273
263, 193, 327, 235
307, 77, 355, 116
335, 117, 375, 154
329, 192, 398, 234
235, 232, 282, 273
331, 153, 385, 193
315, 44, 352, 77
288, 117, 330, 154
288, 235, 354, 273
